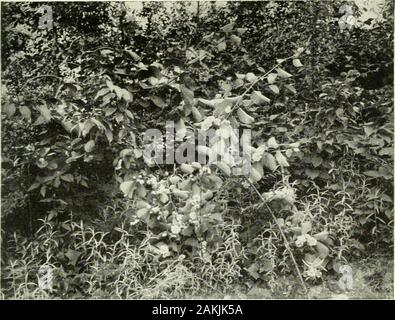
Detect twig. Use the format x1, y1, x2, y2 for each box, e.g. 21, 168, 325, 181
27, 164, 33, 238
20, 75, 63, 92
244, 176, 309, 297
81, 46, 115, 55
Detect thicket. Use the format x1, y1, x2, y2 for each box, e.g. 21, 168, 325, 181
1, 1, 393, 299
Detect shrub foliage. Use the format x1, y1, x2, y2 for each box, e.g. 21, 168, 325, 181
1, 1, 393, 298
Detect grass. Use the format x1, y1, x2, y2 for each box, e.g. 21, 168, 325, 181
1, 191, 392, 300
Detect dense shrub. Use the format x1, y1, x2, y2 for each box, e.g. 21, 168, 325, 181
1, 1, 393, 298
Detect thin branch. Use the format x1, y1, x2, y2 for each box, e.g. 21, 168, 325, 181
244, 176, 310, 297
81, 46, 115, 55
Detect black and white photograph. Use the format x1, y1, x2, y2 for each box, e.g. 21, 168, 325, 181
0, 0, 393, 302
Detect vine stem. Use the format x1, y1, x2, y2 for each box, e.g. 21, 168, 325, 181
244, 176, 309, 298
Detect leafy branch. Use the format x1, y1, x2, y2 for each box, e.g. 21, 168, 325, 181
226, 56, 294, 118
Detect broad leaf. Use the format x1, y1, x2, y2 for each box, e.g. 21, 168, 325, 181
262, 153, 277, 172
84, 140, 95, 153
285, 84, 297, 94
221, 22, 234, 33
19, 106, 31, 121
292, 59, 303, 67
269, 84, 280, 95
120, 180, 136, 198
267, 73, 277, 84
230, 34, 241, 46
267, 137, 279, 148
60, 174, 74, 183
237, 108, 254, 124
251, 91, 271, 104
3, 103, 16, 118
275, 151, 289, 167
276, 67, 292, 78
217, 41, 227, 52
